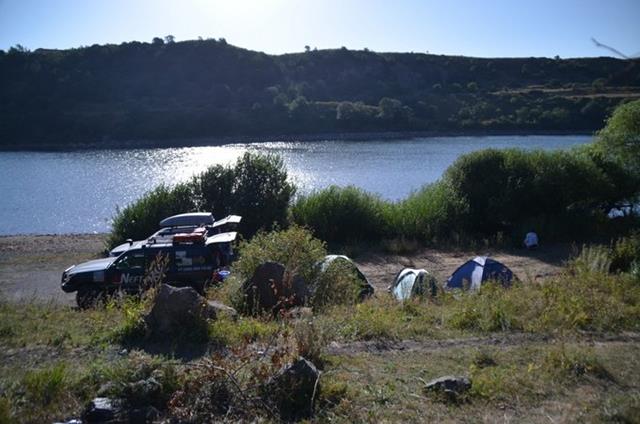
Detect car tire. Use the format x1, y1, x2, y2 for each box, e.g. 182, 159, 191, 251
76, 288, 102, 309
191, 281, 206, 295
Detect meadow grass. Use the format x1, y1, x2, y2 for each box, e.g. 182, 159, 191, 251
318, 341, 639, 422
2, 244, 640, 422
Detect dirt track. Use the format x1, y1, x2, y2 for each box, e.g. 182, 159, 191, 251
0, 234, 572, 305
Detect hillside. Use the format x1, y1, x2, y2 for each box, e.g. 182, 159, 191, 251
1, 38, 640, 147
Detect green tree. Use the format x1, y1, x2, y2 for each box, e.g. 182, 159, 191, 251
595, 99, 640, 174
192, 153, 296, 237
108, 184, 197, 248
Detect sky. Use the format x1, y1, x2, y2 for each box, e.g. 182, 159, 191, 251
0, 0, 638, 58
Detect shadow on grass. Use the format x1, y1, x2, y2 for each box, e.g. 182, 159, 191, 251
115, 319, 215, 361
121, 339, 212, 361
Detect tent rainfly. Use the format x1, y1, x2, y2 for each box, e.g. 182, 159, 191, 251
314, 255, 374, 300
444, 256, 514, 291
389, 268, 437, 301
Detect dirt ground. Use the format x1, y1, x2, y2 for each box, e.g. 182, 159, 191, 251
0, 234, 107, 305
357, 243, 572, 293
0, 234, 573, 305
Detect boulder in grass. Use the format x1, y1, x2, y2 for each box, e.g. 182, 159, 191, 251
144, 284, 215, 337
241, 262, 309, 313
267, 358, 320, 421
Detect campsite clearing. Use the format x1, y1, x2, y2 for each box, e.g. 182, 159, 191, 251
0, 234, 571, 304
1, 234, 639, 422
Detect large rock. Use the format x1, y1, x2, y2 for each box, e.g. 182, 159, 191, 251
267, 358, 320, 421
242, 262, 309, 313
144, 284, 215, 337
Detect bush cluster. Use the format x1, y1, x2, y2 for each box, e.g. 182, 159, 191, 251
291, 147, 638, 245
192, 152, 295, 237
108, 152, 294, 248
233, 225, 327, 284
107, 184, 196, 249
291, 185, 389, 243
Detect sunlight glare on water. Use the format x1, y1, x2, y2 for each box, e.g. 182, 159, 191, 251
0, 135, 591, 234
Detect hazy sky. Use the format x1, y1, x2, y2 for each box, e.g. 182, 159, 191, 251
1, 0, 638, 58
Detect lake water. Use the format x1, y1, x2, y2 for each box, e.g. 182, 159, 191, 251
0, 135, 591, 235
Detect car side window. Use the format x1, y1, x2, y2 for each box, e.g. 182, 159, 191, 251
115, 252, 145, 271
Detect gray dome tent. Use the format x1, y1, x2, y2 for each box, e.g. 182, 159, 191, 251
445, 256, 514, 291
389, 268, 437, 301
313, 255, 374, 300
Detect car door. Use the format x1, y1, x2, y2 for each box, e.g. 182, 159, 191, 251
110, 250, 147, 291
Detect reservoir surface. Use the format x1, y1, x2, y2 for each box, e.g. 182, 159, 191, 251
0, 135, 591, 235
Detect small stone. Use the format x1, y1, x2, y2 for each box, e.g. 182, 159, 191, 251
285, 306, 313, 320
424, 375, 471, 398
206, 300, 238, 319
82, 397, 123, 423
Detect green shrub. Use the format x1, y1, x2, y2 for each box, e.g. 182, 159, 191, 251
0, 397, 11, 424
109, 295, 148, 344
595, 98, 640, 173
611, 231, 640, 273
389, 181, 465, 242
107, 183, 196, 248
310, 259, 364, 310
568, 245, 612, 274
291, 185, 388, 243
580, 143, 640, 213
209, 315, 281, 346
442, 148, 616, 238
85, 352, 179, 409
292, 319, 328, 364
287, 143, 636, 246
542, 345, 613, 381
447, 261, 640, 333
192, 152, 295, 237
234, 226, 326, 283
22, 363, 68, 406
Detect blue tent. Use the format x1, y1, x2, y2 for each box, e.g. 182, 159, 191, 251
445, 256, 514, 291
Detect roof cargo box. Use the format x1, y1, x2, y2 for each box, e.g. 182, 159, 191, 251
160, 213, 214, 228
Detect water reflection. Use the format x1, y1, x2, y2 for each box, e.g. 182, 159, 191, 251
0, 135, 590, 234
